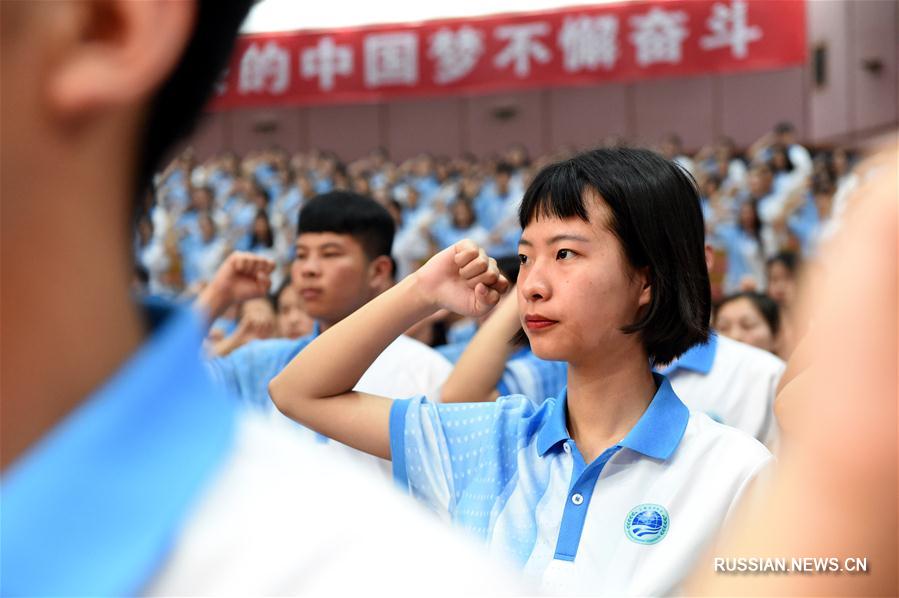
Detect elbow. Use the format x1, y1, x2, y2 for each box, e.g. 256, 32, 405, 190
268, 375, 292, 417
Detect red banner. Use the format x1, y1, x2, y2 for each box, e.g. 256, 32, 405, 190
211, 0, 806, 109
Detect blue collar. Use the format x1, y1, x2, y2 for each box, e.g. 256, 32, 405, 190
1, 306, 237, 596
658, 333, 718, 376
536, 373, 689, 460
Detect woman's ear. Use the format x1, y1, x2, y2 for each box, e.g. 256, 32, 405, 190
48, 0, 196, 119
637, 266, 652, 308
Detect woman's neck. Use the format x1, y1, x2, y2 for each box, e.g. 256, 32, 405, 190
564, 345, 657, 464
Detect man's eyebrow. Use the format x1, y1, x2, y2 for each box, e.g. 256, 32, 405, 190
295, 242, 345, 251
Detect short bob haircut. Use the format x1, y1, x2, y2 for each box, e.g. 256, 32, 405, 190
298, 191, 395, 263
518, 147, 710, 365
714, 292, 780, 337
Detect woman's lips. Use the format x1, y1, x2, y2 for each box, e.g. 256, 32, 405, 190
524, 316, 558, 331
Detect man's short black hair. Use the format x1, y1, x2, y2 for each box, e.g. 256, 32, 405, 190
137, 0, 255, 197
519, 147, 711, 365
298, 191, 395, 261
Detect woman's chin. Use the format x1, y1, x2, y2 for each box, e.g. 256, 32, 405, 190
529, 340, 570, 363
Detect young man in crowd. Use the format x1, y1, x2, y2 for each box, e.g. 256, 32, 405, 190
202, 191, 453, 413
0, 2, 517, 594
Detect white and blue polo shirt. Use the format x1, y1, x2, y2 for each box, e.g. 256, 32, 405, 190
1, 306, 238, 596
496, 335, 784, 446
1, 305, 522, 596
660, 334, 785, 445
390, 373, 772, 595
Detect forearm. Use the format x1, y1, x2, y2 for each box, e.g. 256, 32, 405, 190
442, 295, 520, 403
194, 283, 228, 330
268, 240, 508, 457
270, 275, 436, 409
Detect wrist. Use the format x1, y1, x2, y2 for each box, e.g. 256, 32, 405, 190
398, 273, 441, 320
196, 283, 228, 322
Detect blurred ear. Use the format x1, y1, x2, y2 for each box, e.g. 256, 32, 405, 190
367, 255, 395, 292
48, 0, 196, 119
637, 266, 652, 308
704, 243, 715, 272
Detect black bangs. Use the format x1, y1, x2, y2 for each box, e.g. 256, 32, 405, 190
518, 159, 591, 228
514, 147, 711, 365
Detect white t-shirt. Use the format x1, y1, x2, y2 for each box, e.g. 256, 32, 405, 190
358, 334, 453, 400
664, 335, 785, 446
208, 332, 453, 475
147, 411, 524, 596
308, 334, 454, 474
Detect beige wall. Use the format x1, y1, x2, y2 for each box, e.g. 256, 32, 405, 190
184, 0, 898, 161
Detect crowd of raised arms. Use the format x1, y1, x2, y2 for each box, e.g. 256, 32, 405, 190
137, 124, 856, 362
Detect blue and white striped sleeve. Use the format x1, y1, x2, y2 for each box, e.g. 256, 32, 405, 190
390, 396, 532, 518
498, 355, 567, 406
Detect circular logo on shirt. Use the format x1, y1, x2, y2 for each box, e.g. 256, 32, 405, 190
625, 504, 669, 545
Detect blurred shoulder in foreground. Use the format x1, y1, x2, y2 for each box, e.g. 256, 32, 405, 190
688, 143, 898, 596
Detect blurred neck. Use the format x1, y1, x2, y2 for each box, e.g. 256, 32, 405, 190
0, 113, 145, 471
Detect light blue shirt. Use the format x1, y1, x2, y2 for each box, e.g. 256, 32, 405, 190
498, 348, 568, 402
430, 219, 490, 251
788, 193, 821, 257
1, 305, 236, 597
495, 338, 720, 409
446, 319, 478, 345
713, 222, 765, 293
390, 374, 688, 564
390, 371, 772, 593
206, 328, 318, 409
435, 340, 469, 364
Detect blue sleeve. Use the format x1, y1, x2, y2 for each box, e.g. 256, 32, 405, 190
389, 396, 533, 517
788, 197, 820, 255
205, 338, 307, 408
499, 354, 568, 405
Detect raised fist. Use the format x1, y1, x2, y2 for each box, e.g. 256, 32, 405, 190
413, 239, 510, 318
197, 252, 276, 321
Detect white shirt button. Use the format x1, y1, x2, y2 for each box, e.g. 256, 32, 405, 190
563, 443, 571, 454
571, 493, 584, 505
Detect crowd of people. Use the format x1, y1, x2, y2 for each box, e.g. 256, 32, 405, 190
5, 0, 894, 595
137, 124, 857, 363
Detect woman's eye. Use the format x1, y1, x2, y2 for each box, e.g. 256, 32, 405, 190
556, 249, 575, 260
518, 254, 528, 265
